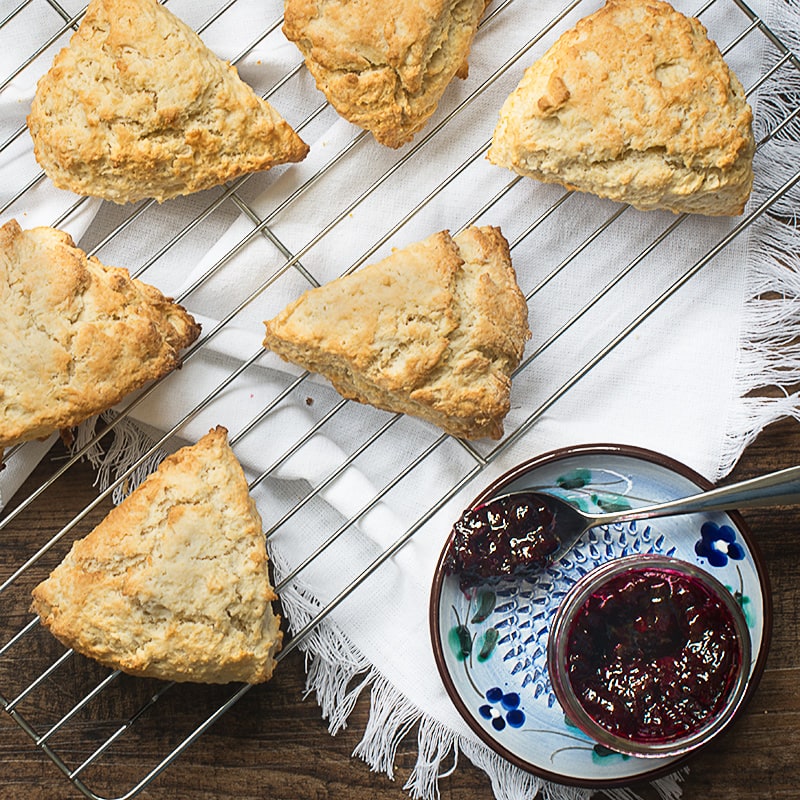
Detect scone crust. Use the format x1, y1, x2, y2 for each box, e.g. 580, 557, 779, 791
31, 427, 283, 684
28, 0, 309, 203
263, 226, 530, 439
487, 0, 755, 215
0, 219, 201, 448
283, 0, 490, 148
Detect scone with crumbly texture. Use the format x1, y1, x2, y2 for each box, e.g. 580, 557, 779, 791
27, 0, 309, 204
0, 219, 200, 449
487, 0, 755, 215
283, 0, 489, 148
263, 226, 530, 439
31, 427, 283, 684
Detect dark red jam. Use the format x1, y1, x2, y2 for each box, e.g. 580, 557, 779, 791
445, 492, 559, 589
564, 566, 743, 744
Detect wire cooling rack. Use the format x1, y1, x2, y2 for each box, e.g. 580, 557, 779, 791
1, 0, 799, 798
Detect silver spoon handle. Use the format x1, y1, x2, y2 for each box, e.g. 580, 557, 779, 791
592, 463, 800, 526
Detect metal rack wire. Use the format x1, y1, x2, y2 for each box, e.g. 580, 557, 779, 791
1, 0, 799, 798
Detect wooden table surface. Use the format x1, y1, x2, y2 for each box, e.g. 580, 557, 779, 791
1, 418, 798, 800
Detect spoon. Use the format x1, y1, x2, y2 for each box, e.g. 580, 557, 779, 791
448, 463, 800, 586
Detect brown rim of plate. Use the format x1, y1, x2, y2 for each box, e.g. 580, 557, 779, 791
428, 442, 773, 789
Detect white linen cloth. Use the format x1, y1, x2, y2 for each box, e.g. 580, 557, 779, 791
2, 1, 800, 798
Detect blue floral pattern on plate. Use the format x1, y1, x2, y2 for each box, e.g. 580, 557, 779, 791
695, 520, 746, 567
479, 687, 525, 730
432, 449, 768, 787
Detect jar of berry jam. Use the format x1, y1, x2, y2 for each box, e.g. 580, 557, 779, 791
547, 554, 751, 758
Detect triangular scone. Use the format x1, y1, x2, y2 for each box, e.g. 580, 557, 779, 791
0, 220, 200, 449
487, 0, 755, 216
27, 0, 309, 204
263, 226, 530, 439
283, 0, 489, 148
31, 427, 283, 684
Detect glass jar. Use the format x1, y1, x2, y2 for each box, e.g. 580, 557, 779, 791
547, 554, 751, 758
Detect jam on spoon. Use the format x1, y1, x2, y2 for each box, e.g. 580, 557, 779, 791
445, 462, 800, 587
444, 492, 559, 589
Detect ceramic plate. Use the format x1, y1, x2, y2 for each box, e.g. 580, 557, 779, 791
429, 444, 772, 788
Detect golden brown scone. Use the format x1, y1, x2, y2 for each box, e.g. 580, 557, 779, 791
283, 0, 489, 148
263, 226, 530, 439
0, 219, 200, 449
27, 0, 309, 204
31, 427, 283, 684
487, 0, 755, 215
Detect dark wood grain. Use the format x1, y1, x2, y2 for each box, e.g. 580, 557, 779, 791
1, 418, 799, 800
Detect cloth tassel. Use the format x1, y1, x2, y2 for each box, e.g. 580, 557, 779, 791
403, 716, 459, 798
716, 0, 800, 479
269, 548, 375, 736
352, 674, 422, 778
71, 411, 168, 504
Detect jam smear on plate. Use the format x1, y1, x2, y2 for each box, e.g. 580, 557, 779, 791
445, 492, 559, 589
564, 566, 743, 744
